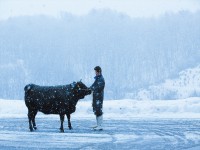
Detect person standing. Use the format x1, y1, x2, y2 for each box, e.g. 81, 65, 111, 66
90, 66, 105, 130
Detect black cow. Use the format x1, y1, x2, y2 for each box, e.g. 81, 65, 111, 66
24, 81, 91, 132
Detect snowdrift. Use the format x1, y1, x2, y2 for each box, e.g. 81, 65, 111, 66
136, 65, 200, 100
0, 98, 200, 119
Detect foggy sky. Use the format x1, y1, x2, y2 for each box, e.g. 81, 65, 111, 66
0, 0, 200, 20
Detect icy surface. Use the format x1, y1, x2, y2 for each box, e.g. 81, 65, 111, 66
0, 98, 200, 149
0, 118, 200, 149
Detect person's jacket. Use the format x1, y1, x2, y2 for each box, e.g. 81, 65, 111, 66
90, 74, 105, 101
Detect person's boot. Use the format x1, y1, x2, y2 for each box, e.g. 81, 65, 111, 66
94, 115, 103, 130
91, 116, 98, 128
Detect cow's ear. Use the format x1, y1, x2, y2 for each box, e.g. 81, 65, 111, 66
76, 81, 80, 88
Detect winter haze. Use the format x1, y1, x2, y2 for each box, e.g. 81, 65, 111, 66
0, 0, 200, 100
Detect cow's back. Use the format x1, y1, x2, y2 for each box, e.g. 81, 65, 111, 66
24, 84, 72, 114
31, 84, 68, 99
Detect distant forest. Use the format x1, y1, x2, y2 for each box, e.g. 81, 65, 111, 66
0, 9, 200, 100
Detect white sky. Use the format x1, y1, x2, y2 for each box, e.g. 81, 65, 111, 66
0, 0, 200, 20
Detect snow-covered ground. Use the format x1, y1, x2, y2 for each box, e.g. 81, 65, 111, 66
0, 98, 200, 149
1, 97, 200, 119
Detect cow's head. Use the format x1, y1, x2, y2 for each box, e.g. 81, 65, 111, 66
72, 81, 91, 99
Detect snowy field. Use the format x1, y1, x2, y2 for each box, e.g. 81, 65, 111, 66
1, 97, 200, 119
0, 98, 200, 149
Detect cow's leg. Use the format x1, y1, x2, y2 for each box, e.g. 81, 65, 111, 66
28, 109, 34, 131
32, 111, 38, 130
59, 114, 65, 132
66, 114, 73, 130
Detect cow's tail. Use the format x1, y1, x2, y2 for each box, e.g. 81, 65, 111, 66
24, 84, 34, 98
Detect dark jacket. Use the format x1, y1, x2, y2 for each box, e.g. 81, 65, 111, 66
90, 75, 105, 116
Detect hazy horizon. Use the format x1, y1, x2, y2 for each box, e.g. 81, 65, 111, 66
1, 0, 200, 21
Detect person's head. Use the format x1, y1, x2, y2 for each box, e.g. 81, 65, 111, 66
94, 66, 102, 76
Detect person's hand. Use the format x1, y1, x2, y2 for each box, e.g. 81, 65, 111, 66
89, 87, 94, 91
87, 88, 92, 94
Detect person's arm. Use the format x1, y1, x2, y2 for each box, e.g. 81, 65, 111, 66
90, 80, 97, 91
90, 78, 105, 92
